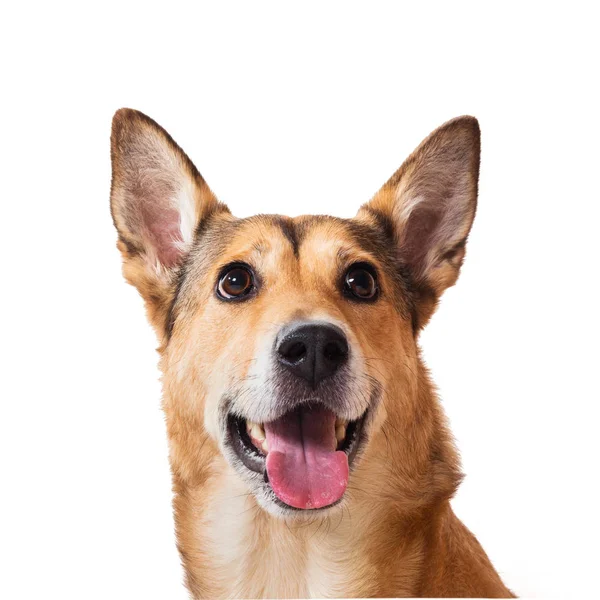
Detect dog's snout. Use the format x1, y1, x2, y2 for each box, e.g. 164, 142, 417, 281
276, 323, 349, 387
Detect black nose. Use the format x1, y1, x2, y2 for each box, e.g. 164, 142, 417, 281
276, 323, 349, 387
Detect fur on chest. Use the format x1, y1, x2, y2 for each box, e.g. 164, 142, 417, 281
182, 474, 421, 598
190, 479, 371, 597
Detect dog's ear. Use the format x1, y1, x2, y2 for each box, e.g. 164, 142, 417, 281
359, 116, 480, 330
110, 108, 229, 336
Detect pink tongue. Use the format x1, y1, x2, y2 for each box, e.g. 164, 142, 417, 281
264, 406, 349, 509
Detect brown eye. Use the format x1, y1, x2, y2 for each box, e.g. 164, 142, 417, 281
344, 264, 378, 300
217, 266, 254, 300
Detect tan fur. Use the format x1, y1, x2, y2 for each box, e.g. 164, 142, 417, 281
110, 109, 514, 598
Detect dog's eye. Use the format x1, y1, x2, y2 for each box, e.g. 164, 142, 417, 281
217, 266, 254, 300
344, 264, 378, 300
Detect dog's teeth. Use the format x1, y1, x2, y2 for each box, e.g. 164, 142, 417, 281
247, 421, 266, 442
261, 439, 269, 453
335, 418, 348, 443
336, 423, 347, 443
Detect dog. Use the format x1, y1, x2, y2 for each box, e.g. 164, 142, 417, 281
110, 109, 514, 598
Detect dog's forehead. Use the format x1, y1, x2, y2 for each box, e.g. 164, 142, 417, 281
209, 214, 389, 267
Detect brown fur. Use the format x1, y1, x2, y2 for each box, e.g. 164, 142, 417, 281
110, 108, 514, 598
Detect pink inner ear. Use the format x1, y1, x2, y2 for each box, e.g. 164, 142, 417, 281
141, 199, 184, 268
401, 205, 443, 274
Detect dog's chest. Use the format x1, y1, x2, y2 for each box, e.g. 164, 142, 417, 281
201, 491, 378, 598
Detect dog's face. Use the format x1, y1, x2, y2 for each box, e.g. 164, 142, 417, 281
110, 110, 479, 517
161, 214, 413, 514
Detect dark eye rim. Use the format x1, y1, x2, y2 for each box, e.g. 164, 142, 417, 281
343, 262, 380, 302
216, 262, 258, 302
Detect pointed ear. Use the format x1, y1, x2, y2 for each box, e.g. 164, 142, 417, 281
110, 108, 229, 334
359, 116, 480, 329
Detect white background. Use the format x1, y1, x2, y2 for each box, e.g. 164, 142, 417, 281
1, 2, 598, 598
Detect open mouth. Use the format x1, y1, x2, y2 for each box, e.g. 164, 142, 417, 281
227, 403, 367, 510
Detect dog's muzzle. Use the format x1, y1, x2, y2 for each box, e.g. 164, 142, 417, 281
221, 319, 378, 512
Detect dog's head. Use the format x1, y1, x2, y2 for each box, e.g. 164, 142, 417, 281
110, 110, 479, 517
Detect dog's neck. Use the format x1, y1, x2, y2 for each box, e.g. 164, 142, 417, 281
168, 364, 462, 598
